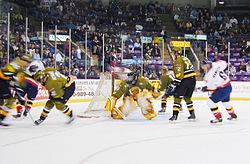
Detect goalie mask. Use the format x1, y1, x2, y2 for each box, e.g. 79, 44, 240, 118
127, 71, 139, 85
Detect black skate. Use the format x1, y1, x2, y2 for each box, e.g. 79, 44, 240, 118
0, 121, 10, 127
12, 113, 22, 119
158, 108, 166, 114
34, 119, 44, 125
227, 113, 237, 120
188, 111, 196, 120
23, 110, 28, 117
66, 112, 75, 124
210, 118, 223, 124
169, 115, 178, 121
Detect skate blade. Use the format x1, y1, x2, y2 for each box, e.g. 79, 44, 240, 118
0, 122, 11, 127
66, 117, 76, 124
158, 112, 166, 115
227, 118, 238, 121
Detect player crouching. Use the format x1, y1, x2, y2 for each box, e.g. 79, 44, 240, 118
105, 71, 159, 120
200, 60, 237, 123
33, 68, 75, 125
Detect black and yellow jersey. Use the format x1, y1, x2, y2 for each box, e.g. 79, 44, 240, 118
173, 56, 196, 81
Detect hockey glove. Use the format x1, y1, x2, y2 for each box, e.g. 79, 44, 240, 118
201, 86, 208, 92
165, 83, 176, 96
173, 78, 181, 86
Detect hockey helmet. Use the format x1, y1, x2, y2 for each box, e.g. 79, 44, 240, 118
161, 66, 168, 73
34, 70, 46, 84
162, 66, 168, 71
201, 60, 212, 65
172, 47, 182, 55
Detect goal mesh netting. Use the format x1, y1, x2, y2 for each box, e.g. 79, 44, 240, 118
77, 71, 129, 118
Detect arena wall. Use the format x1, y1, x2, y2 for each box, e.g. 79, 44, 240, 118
32, 79, 250, 107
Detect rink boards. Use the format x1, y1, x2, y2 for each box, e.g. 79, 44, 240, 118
32, 80, 250, 107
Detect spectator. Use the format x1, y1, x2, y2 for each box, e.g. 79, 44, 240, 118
65, 38, 70, 56
75, 46, 82, 60
230, 64, 236, 76
246, 61, 250, 73
77, 68, 85, 79
33, 49, 40, 60
55, 52, 63, 63
239, 61, 246, 73
151, 44, 161, 58
92, 36, 100, 55
242, 17, 249, 25
230, 16, 238, 25
216, 14, 223, 23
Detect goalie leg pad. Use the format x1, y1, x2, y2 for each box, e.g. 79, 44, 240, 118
112, 96, 136, 119
136, 91, 157, 120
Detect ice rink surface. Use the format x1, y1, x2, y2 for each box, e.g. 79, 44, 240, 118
0, 100, 250, 164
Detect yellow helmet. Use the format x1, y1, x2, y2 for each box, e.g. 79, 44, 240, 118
34, 70, 46, 84
161, 66, 168, 71
172, 47, 182, 54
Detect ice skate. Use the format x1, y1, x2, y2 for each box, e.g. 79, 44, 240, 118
210, 118, 223, 124
169, 115, 178, 121
158, 107, 166, 114
34, 118, 45, 125
12, 113, 22, 119
188, 111, 196, 120
227, 113, 237, 120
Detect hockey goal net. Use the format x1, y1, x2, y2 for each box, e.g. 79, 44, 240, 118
77, 71, 128, 118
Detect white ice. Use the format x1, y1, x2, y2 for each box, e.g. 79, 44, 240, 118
0, 100, 250, 164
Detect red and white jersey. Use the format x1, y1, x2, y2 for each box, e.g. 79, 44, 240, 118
204, 60, 231, 90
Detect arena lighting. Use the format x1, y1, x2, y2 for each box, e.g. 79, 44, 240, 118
218, 0, 225, 5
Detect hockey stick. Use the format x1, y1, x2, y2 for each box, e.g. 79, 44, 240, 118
27, 110, 35, 123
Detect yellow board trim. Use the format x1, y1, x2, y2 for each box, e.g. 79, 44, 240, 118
31, 97, 250, 108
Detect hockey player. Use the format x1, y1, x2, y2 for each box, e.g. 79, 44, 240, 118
0, 54, 32, 126
33, 68, 75, 125
13, 60, 45, 118
167, 47, 196, 121
200, 60, 237, 123
105, 71, 159, 120
158, 66, 174, 113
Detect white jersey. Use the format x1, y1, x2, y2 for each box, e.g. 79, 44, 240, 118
25, 60, 45, 76
204, 60, 230, 90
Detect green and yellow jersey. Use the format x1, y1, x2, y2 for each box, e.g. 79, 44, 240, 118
159, 71, 174, 91
43, 68, 68, 98
173, 56, 196, 81
112, 76, 154, 99
0, 57, 28, 81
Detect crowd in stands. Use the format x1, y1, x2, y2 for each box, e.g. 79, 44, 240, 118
171, 3, 250, 80
0, 0, 250, 81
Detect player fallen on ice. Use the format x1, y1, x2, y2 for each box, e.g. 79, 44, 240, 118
0, 54, 32, 126
167, 47, 196, 121
105, 70, 160, 120
200, 60, 237, 123
33, 68, 75, 125
13, 60, 45, 119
